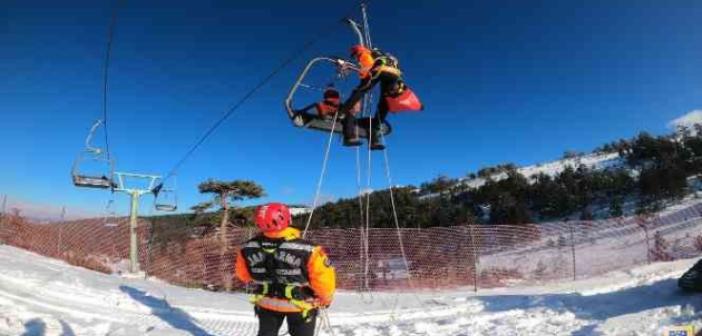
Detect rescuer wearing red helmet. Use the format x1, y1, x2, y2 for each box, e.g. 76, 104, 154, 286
235, 203, 336, 336
340, 44, 405, 150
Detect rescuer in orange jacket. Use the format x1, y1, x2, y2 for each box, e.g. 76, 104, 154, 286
340, 44, 405, 150
235, 203, 336, 336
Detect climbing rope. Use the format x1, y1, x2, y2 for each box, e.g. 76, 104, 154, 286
381, 143, 413, 288
320, 308, 338, 336
355, 146, 373, 304
302, 109, 340, 238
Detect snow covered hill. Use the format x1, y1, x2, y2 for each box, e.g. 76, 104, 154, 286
462, 152, 623, 190
418, 152, 624, 201
0, 245, 699, 336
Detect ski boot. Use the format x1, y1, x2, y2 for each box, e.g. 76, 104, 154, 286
369, 130, 385, 151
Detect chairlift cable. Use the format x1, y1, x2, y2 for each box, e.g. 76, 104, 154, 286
102, 0, 125, 160
161, 8, 362, 183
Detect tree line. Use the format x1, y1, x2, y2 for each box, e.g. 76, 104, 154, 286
303, 124, 702, 228
149, 124, 702, 239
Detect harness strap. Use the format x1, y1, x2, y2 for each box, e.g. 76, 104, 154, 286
249, 282, 318, 317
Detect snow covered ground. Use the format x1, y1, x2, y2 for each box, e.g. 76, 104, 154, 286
0, 245, 700, 335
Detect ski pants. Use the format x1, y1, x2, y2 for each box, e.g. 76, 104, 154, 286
255, 306, 318, 336
340, 71, 402, 138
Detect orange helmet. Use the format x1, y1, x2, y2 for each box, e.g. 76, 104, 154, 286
254, 203, 291, 232
350, 44, 370, 58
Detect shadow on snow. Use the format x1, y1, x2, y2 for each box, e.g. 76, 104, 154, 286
120, 285, 214, 336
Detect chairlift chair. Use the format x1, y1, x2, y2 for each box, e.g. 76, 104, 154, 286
103, 199, 119, 227
152, 180, 177, 212
285, 57, 391, 139
71, 120, 117, 189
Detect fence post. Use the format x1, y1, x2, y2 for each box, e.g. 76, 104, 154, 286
568, 221, 577, 281
468, 223, 479, 292
144, 219, 155, 280
638, 216, 652, 264
57, 206, 66, 257
0, 195, 6, 244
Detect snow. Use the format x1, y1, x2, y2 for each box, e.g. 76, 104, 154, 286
669, 111, 702, 132
418, 152, 623, 201
0, 245, 699, 335
465, 152, 623, 189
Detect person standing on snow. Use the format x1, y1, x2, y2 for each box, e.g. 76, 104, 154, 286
235, 203, 336, 336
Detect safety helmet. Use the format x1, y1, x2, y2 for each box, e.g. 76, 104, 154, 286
254, 203, 291, 232
350, 44, 370, 58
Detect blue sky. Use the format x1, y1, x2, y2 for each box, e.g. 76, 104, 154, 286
2, 0, 702, 217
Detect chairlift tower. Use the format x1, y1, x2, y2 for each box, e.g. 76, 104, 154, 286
112, 172, 161, 273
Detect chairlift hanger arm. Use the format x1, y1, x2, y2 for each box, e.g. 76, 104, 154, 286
113, 172, 161, 194
72, 120, 116, 189
85, 119, 104, 154
344, 18, 365, 46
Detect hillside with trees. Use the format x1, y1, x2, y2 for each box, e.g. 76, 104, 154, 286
149, 125, 702, 234
298, 125, 702, 229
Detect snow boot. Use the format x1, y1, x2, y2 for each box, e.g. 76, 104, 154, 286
679, 259, 702, 292
343, 137, 362, 147
369, 129, 385, 151
343, 116, 362, 147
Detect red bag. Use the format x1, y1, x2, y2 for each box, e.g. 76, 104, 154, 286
386, 88, 423, 113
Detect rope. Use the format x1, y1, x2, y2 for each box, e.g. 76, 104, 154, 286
102, 0, 124, 160
302, 110, 340, 238
320, 308, 337, 336
355, 147, 373, 303
360, 89, 374, 293
381, 144, 412, 286
380, 135, 425, 313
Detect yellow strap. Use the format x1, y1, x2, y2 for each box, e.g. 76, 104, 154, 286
250, 294, 264, 304
289, 298, 316, 318
249, 282, 269, 304
284, 285, 295, 299
251, 283, 317, 318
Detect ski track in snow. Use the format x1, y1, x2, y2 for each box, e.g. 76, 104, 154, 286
0, 245, 700, 336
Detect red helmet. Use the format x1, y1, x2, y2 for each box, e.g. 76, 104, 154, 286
350, 44, 370, 58
254, 203, 291, 232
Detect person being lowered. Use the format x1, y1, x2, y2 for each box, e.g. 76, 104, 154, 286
340, 44, 423, 150
235, 203, 336, 336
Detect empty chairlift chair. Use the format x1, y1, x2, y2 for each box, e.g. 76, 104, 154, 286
152, 180, 177, 212
71, 120, 117, 189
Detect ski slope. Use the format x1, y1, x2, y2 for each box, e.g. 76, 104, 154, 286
0, 245, 699, 336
